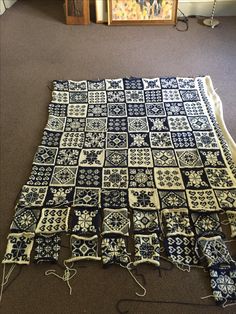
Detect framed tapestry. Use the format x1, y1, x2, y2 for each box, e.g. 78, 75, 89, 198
108, 0, 178, 25
96, 0, 108, 23
65, 0, 90, 25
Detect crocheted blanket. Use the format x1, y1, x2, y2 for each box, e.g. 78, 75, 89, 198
2, 76, 236, 306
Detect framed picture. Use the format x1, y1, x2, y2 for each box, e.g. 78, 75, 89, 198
65, 0, 90, 25
108, 0, 178, 25
96, 0, 108, 23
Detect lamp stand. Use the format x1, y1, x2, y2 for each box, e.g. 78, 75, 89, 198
203, 0, 220, 28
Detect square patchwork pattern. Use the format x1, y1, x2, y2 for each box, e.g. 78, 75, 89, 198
168, 116, 191, 131
34, 234, 61, 263
127, 103, 146, 116
71, 207, 99, 234
199, 150, 225, 168
50, 166, 77, 186
128, 117, 149, 132
148, 117, 169, 131
56, 149, 80, 166
145, 103, 165, 116
35, 207, 70, 234
164, 102, 186, 116
152, 149, 177, 167
162, 208, 194, 237
67, 104, 88, 117
45, 187, 74, 207
171, 132, 196, 148
175, 149, 203, 168
107, 118, 128, 132
79, 149, 105, 167
194, 131, 218, 149
64, 118, 85, 132
73, 188, 101, 207
3, 232, 35, 264
159, 190, 187, 209
10, 207, 40, 232
128, 148, 153, 167
85, 118, 107, 132
126, 90, 145, 103
129, 133, 150, 148
186, 189, 220, 211
87, 104, 107, 117
106, 132, 128, 149
133, 233, 160, 267
191, 212, 222, 236
133, 210, 159, 233
45, 116, 66, 132
101, 237, 129, 266
198, 235, 233, 267
102, 168, 128, 189
34, 146, 58, 165
154, 167, 185, 190
84, 132, 106, 148
77, 168, 102, 187
101, 189, 128, 208
60, 132, 84, 148
209, 265, 236, 305
128, 168, 154, 188
19, 185, 47, 207
105, 149, 127, 167
108, 103, 127, 117
102, 208, 130, 236
165, 236, 199, 266
205, 168, 235, 188
150, 132, 173, 148
66, 235, 101, 262
27, 165, 53, 186
181, 169, 210, 189
129, 188, 160, 210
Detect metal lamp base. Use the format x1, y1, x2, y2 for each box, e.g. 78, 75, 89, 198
203, 18, 220, 28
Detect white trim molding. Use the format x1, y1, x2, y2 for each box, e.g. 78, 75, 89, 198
178, 0, 236, 16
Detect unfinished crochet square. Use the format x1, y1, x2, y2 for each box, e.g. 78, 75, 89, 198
198, 235, 234, 267
101, 237, 129, 266
66, 235, 100, 262
209, 265, 236, 305
165, 236, 199, 266
3, 232, 35, 264
34, 234, 61, 263
133, 233, 160, 267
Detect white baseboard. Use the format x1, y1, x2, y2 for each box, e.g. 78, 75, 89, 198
178, 0, 236, 16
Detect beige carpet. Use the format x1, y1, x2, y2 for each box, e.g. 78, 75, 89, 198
0, 1, 236, 313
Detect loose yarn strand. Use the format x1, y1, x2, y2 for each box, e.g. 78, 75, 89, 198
201, 294, 214, 300
120, 261, 146, 297
45, 261, 77, 295
0, 264, 16, 303
222, 301, 236, 308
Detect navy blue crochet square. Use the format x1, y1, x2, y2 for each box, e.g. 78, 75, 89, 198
124, 78, 143, 90
71, 207, 100, 235
34, 234, 61, 263
209, 264, 236, 305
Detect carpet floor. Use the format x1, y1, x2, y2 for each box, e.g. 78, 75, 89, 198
0, 1, 236, 313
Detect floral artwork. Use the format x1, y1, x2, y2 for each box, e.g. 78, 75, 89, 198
108, 0, 178, 25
